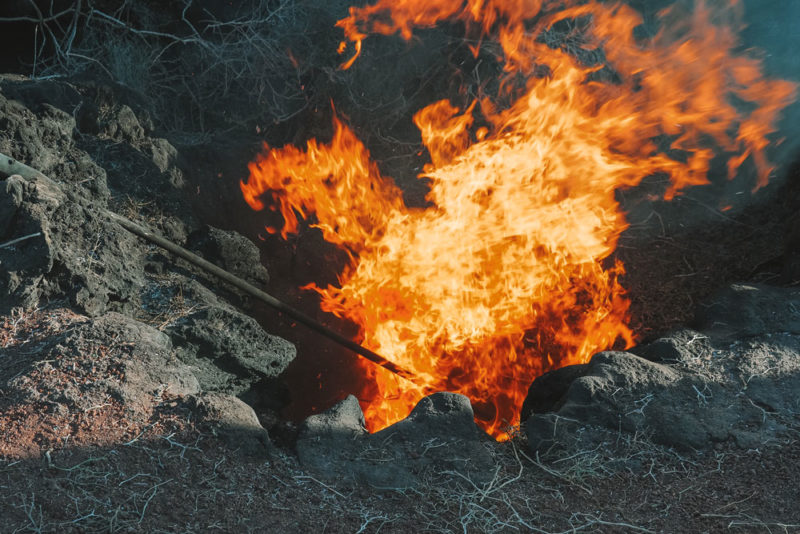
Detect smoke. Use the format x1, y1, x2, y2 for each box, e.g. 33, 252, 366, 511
742, 0, 800, 166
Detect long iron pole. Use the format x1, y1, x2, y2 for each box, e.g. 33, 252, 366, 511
0, 152, 418, 382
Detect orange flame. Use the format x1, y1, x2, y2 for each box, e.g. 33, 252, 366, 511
242, 0, 796, 438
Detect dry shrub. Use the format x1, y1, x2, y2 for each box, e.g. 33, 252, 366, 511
3, 0, 353, 134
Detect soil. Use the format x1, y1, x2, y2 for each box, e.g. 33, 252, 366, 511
1, 2, 800, 532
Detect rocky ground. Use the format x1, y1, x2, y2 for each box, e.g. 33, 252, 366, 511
1, 2, 800, 532
1, 71, 799, 534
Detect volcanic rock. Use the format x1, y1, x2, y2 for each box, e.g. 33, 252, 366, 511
294, 395, 368, 470
629, 328, 713, 364
0, 74, 294, 455
0, 80, 149, 315
0, 174, 24, 231
523, 284, 800, 452
519, 363, 588, 416
296, 393, 497, 489
0, 176, 57, 312
0, 80, 109, 200
82, 313, 201, 406
186, 225, 270, 286
190, 392, 272, 457
694, 283, 800, 338
167, 280, 296, 396
172, 303, 294, 378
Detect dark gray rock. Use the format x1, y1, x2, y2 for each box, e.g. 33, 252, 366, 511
187, 225, 269, 286
171, 304, 294, 378
6, 312, 201, 415
524, 351, 752, 451
630, 328, 712, 364
695, 283, 800, 338
296, 393, 497, 489
90, 313, 202, 412
97, 104, 145, 143
2, 310, 275, 457
167, 281, 295, 398
0, 175, 24, 232
0, 92, 148, 317
191, 392, 272, 458
147, 137, 179, 174
48, 198, 149, 317
524, 285, 800, 452
0, 83, 109, 200
520, 363, 588, 420
298, 394, 367, 443
0, 77, 294, 452
731, 334, 800, 416
0, 177, 56, 313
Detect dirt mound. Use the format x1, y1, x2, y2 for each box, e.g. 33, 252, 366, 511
0, 74, 295, 460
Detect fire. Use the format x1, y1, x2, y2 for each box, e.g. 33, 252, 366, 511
241, 0, 796, 438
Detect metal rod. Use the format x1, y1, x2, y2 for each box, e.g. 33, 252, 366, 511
0, 152, 418, 382
0, 154, 50, 181
0, 232, 42, 249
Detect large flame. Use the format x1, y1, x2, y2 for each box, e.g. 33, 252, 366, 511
241, 0, 796, 438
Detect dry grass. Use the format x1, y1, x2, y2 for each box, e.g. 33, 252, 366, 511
138, 275, 206, 331
5, 307, 794, 531
0, 305, 87, 350
0, 0, 350, 133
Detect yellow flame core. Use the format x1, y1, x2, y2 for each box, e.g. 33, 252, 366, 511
242, 0, 796, 438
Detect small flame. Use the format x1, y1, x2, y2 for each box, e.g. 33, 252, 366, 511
243, 0, 796, 438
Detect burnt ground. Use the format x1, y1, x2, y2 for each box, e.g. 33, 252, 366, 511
1, 1, 800, 531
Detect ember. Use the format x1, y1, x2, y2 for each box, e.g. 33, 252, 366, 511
241, 0, 796, 438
